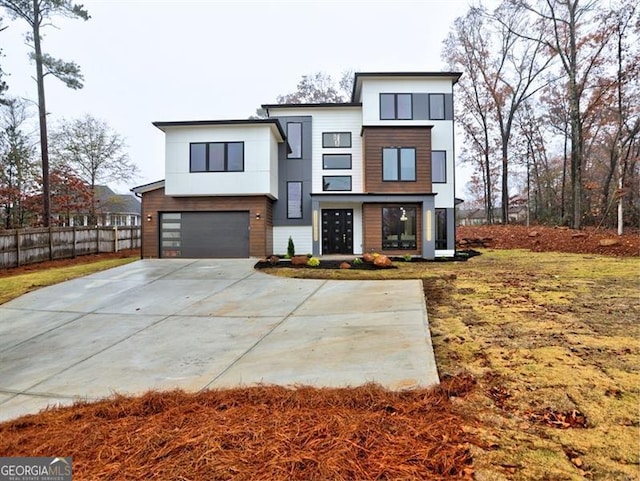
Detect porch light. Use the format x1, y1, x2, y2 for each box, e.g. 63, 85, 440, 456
146, 214, 152, 222
255, 212, 261, 220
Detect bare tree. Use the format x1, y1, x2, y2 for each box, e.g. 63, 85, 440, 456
0, 0, 89, 227
276, 71, 354, 104
50, 115, 137, 225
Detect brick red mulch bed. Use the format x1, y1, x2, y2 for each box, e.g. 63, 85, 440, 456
0, 377, 476, 481
458, 225, 639, 257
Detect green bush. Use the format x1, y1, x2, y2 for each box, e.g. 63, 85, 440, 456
307, 257, 320, 267
403, 254, 412, 262
287, 236, 295, 258
352, 257, 363, 265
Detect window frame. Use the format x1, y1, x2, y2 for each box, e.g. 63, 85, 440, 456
381, 206, 417, 250
287, 122, 302, 159
286, 181, 303, 219
431, 150, 447, 183
322, 154, 352, 170
322, 175, 352, 191
322, 132, 352, 148
382, 147, 416, 182
189, 141, 244, 173
429, 93, 445, 120
379, 93, 413, 120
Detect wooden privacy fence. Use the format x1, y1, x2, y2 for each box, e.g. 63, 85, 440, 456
0, 226, 141, 269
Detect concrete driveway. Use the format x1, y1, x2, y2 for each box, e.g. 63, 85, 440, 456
0, 259, 439, 422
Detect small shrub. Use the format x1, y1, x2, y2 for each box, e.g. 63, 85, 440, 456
284, 254, 291, 260
307, 257, 320, 267
403, 254, 412, 262
306, 253, 312, 258
352, 257, 363, 265
287, 236, 295, 258
372, 252, 380, 259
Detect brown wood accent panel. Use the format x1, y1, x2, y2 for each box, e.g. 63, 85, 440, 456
140, 187, 272, 258
362, 127, 433, 193
362, 203, 422, 256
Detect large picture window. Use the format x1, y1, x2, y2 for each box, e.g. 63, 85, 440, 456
382, 207, 416, 250
322, 132, 351, 148
380, 93, 412, 120
287, 182, 303, 219
190, 142, 244, 172
432, 151, 446, 183
287, 122, 302, 159
382, 147, 416, 181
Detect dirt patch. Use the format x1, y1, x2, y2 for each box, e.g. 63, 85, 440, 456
0, 249, 140, 278
0, 378, 475, 481
458, 225, 639, 256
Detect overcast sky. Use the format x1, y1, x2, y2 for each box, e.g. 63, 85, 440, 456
2, 0, 479, 195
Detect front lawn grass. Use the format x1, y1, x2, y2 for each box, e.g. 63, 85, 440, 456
263, 250, 640, 480
0, 257, 139, 305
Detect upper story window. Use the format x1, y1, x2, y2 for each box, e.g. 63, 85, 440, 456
382, 147, 416, 181
322, 132, 351, 148
323, 176, 352, 191
190, 142, 244, 172
287, 122, 302, 159
429, 94, 445, 120
323, 154, 352, 170
380, 93, 412, 120
432, 151, 446, 183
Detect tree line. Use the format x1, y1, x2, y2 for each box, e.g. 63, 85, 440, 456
0, 1, 136, 229
444, 0, 639, 230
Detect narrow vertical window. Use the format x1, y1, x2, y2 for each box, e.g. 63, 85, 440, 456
432, 151, 446, 183
287, 122, 302, 159
429, 93, 445, 120
435, 208, 448, 249
287, 182, 302, 219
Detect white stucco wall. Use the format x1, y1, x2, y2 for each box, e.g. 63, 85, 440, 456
163, 124, 280, 198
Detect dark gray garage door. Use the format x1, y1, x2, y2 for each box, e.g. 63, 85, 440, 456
160, 212, 249, 258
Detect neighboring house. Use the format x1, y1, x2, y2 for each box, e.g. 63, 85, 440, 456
55, 185, 141, 227
132, 71, 462, 259
458, 205, 528, 226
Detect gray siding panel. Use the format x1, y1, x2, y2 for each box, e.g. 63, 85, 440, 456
272, 116, 313, 227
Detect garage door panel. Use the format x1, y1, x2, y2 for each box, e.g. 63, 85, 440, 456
161, 212, 249, 258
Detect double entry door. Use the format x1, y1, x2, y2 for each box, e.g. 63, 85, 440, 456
322, 209, 353, 255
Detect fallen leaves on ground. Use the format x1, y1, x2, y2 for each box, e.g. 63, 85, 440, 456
0, 377, 476, 481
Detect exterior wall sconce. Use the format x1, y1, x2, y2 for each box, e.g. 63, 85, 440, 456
146, 214, 152, 222
255, 212, 261, 220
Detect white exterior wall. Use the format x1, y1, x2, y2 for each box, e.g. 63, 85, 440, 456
268, 107, 363, 194
164, 125, 279, 198
273, 226, 313, 255
360, 77, 456, 208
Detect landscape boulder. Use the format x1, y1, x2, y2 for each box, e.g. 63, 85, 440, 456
598, 238, 620, 247
363, 252, 375, 263
291, 255, 309, 266
373, 254, 393, 268
339, 262, 352, 269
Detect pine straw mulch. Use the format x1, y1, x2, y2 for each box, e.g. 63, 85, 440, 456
0, 375, 476, 481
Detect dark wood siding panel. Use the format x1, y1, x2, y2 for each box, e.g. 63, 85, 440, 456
363, 127, 433, 193
362, 203, 422, 256
140, 188, 272, 258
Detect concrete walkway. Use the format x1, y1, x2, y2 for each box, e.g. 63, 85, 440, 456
0, 259, 439, 422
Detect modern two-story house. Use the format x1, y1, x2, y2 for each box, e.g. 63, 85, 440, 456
132, 71, 461, 259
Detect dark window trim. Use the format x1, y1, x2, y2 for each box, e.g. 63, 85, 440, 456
322, 132, 352, 148
322, 175, 352, 191
322, 153, 352, 170
287, 122, 302, 159
432, 150, 447, 183
379, 93, 413, 120
429, 93, 445, 120
286, 181, 303, 219
382, 147, 417, 182
189, 141, 244, 173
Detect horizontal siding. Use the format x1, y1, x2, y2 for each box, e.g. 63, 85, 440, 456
363, 127, 432, 193
141, 188, 272, 258
273, 226, 313, 256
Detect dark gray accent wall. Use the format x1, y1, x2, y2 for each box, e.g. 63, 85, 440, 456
272, 116, 313, 227
446, 207, 456, 250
